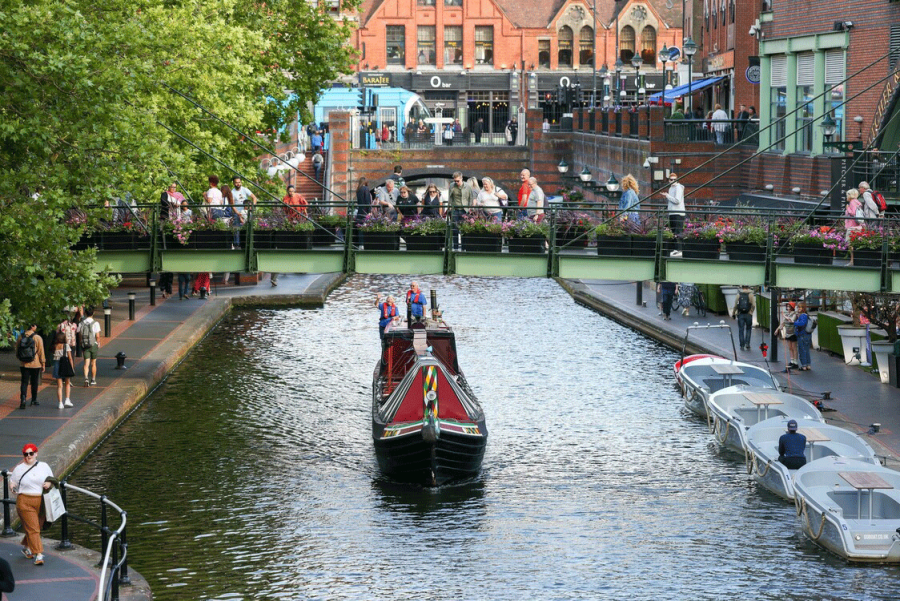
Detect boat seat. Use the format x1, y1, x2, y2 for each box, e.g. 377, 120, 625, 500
827, 490, 900, 519
704, 378, 751, 393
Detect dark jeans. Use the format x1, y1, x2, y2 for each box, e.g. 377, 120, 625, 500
178, 273, 192, 299
661, 291, 674, 317
669, 214, 685, 251
779, 455, 807, 470
314, 165, 322, 182
451, 210, 464, 249
737, 312, 753, 348
20, 367, 40, 402
159, 272, 174, 295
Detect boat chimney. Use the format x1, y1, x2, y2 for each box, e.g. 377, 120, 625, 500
430, 289, 438, 321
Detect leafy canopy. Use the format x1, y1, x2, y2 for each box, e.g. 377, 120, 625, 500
0, 0, 358, 337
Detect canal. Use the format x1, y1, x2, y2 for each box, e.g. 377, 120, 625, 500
68, 275, 900, 600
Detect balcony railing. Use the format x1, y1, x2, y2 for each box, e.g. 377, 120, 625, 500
664, 119, 761, 145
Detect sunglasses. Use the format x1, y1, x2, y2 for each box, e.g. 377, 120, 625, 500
24, 451, 35, 456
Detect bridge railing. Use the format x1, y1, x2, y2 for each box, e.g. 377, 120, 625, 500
67, 199, 900, 286
2, 473, 129, 601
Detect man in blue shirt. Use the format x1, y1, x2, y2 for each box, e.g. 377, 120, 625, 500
778, 419, 807, 469
406, 282, 427, 323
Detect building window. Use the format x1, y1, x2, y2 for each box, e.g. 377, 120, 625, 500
729, 0, 735, 23
387, 26, 405, 65
444, 26, 462, 65
619, 25, 635, 62
824, 49, 845, 152
444, 0, 462, 6
475, 26, 493, 65
640, 26, 656, 64
770, 55, 787, 151
417, 26, 435, 65
891, 24, 900, 71
796, 52, 815, 152
579, 26, 594, 67
417, 0, 435, 5
558, 26, 574, 67
538, 39, 551, 69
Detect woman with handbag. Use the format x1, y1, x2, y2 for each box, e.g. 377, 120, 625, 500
52, 332, 75, 409
10, 444, 53, 566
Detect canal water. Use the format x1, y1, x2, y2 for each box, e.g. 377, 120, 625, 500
68, 276, 900, 600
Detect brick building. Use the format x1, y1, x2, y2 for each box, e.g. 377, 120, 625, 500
352, 0, 682, 133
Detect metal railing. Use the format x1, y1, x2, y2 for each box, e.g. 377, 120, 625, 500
664, 118, 761, 145
1, 473, 128, 601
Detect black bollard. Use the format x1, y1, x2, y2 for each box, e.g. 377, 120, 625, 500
2, 470, 14, 536
115, 352, 127, 370
128, 292, 136, 320
149, 280, 156, 306
200, 286, 207, 300
635, 281, 643, 306
104, 306, 111, 338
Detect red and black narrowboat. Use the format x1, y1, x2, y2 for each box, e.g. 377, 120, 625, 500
372, 296, 487, 486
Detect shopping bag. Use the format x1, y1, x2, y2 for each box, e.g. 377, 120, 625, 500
43, 486, 67, 522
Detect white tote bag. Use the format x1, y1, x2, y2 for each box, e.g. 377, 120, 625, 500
43, 486, 67, 522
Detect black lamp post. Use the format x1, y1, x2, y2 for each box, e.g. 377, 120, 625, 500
615, 59, 625, 104
683, 38, 697, 115
631, 54, 643, 105
660, 43, 669, 89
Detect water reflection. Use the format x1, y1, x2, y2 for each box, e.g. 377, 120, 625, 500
66, 275, 900, 600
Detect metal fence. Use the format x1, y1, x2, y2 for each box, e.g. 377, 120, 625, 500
664, 119, 761, 145
2, 473, 129, 601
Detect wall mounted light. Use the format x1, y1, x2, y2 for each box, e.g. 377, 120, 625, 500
764, 184, 774, 191
580, 167, 592, 182
854, 115, 864, 138
557, 159, 569, 174
791, 187, 802, 194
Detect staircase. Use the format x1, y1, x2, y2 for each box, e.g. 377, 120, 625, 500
293, 151, 327, 203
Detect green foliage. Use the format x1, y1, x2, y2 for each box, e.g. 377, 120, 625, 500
459, 216, 503, 235
502, 220, 548, 238
0, 0, 357, 328
595, 220, 627, 236
402, 218, 447, 235
315, 214, 347, 228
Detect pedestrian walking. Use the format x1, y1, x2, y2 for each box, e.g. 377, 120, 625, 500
730, 285, 756, 351
658, 281, 677, 320
10, 444, 53, 566
773, 301, 799, 371
473, 118, 484, 144
79, 306, 101, 386
16, 325, 45, 409
51, 331, 75, 408
312, 151, 324, 183
618, 174, 641, 229
711, 103, 728, 145
661, 173, 685, 255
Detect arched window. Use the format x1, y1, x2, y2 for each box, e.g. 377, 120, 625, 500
579, 26, 594, 67
558, 25, 573, 67
640, 26, 656, 64
619, 25, 635, 62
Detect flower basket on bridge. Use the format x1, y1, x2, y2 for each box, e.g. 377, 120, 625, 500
721, 220, 767, 262
358, 214, 401, 250
790, 228, 845, 265
504, 220, 548, 254
725, 242, 766, 262
594, 221, 630, 256
254, 218, 314, 250
848, 229, 887, 267
459, 216, 503, 252
680, 222, 721, 259
402, 218, 446, 251
630, 234, 658, 257
311, 214, 345, 246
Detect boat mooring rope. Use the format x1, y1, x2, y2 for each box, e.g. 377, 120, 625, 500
713, 416, 730, 444
796, 497, 828, 540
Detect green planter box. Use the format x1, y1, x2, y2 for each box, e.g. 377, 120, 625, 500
757, 292, 770, 330
697, 283, 728, 314
817, 311, 853, 357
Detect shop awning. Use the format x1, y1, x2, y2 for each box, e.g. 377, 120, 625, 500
648, 76, 725, 106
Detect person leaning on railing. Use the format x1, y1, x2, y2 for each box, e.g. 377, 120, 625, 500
448, 172, 474, 249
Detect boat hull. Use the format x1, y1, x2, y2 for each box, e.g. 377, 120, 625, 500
372, 421, 487, 486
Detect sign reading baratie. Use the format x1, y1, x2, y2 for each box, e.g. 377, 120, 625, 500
361, 73, 391, 87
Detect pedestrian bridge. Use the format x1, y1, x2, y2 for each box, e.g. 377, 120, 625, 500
81, 205, 898, 292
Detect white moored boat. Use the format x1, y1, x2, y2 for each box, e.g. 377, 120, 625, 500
794, 457, 900, 562
745, 417, 879, 501
706, 387, 823, 454
679, 358, 780, 418
675, 323, 779, 418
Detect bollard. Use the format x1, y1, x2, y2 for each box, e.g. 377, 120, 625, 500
635, 281, 643, 306
200, 286, 207, 300
57, 480, 73, 549
104, 306, 112, 338
1, 470, 14, 537
115, 352, 127, 370
128, 292, 136, 320
149, 280, 156, 306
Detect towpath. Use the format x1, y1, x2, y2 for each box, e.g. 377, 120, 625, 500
0, 272, 343, 601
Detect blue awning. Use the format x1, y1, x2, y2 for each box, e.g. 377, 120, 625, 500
648, 76, 725, 105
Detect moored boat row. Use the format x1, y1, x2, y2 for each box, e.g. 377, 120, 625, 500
675, 324, 900, 563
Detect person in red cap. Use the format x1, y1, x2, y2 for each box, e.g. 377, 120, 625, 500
773, 301, 799, 371
10, 444, 53, 566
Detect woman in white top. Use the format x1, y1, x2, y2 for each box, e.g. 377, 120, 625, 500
476, 177, 503, 222
203, 175, 224, 219
11, 443, 53, 565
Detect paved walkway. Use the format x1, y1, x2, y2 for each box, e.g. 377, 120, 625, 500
565, 279, 900, 465
0, 272, 342, 601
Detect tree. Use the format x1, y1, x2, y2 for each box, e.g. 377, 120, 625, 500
0, 0, 359, 337
852, 292, 900, 343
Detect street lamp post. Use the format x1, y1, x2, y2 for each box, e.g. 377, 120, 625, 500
597, 64, 609, 108
592, 0, 598, 107
660, 43, 669, 90
683, 38, 697, 115
615, 59, 625, 103
631, 54, 643, 105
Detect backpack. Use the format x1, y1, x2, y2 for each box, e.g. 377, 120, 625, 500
16, 334, 36, 363
737, 292, 751, 314
806, 316, 818, 334
872, 189, 887, 213
79, 319, 96, 349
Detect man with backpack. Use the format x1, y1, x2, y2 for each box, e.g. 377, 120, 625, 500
858, 182, 883, 220
730, 285, 756, 351
16, 324, 45, 409
79, 307, 102, 387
